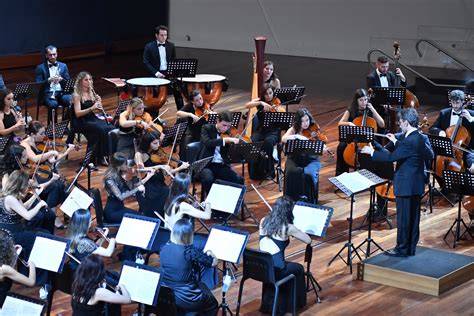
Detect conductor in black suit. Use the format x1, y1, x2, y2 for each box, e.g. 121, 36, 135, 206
143, 25, 184, 110
198, 111, 244, 195
429, 89, 474, 173
361, 108, 434, 256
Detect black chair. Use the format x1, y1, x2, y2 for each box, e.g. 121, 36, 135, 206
143, 286, 179, 316
107, 128, 121, 161
47, 263, 74, 316
236, 248, 296, 316
283, 158, 318, 204
186, 141, 203, 195
89, 187, 120, 230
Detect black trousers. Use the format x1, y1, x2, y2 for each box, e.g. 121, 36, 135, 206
395, 195, 421, 256
200, 163, 244, 195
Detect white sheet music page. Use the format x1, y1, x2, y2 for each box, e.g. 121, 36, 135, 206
205, 183, 241, 214
116, 216, 157, 249
28, 236, 67, 272
0, 296, 43, 316
60, 187, 93, 217
335, 172, 375, 194
293, 205, 329, 237
203, 228, 247, 263
119, 265, 160, 305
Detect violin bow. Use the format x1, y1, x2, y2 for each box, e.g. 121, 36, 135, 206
251, 184, 272, 211
167, 123, 181, 166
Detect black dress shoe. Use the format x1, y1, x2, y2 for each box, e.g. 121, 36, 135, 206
384, 249, 407, 257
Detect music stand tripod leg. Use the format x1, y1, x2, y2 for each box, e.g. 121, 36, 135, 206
218, 262, 234, 316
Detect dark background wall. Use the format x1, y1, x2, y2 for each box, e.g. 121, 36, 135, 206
1, 0, 169, 56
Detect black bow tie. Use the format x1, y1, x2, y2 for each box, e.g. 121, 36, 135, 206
379, 73, 387, 77
453, 112, 462, 116
158, 43, 165, 47
49, 63, 58, 68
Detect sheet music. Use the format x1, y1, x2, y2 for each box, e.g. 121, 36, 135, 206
205, 183, 242, 214
119, 265, 160, 305
0, 296, 44, 316
60, 187, 93, 217
203, 228, 247, 263
29, 236, 67, 272
334, 172, 375, 194
116, 216, 157, 249
293, 204, 330, 237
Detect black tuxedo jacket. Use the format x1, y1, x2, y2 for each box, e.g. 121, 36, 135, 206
143, 40, 176, 76
35, 61, 71, 97
198, 124, 229, 164
373, 131, 434, 196
366, 70, 407, 88
429, 108, 474, 149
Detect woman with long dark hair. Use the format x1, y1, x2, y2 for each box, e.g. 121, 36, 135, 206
262, 61, 281, 89
160, 219, 218, 315
0, 229, 36, 306
71, 254, 130, 316
259, 196, 311, 314
0, 88, 26, 138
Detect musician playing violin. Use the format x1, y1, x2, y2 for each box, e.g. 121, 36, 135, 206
176, 90, 215, 161
21, 121, 75, 229
429, 89, 474, 174
117, 97, 162, 159
282, 108, 326, 202
134, 131, 189, 219
336, 88, 385, 176
245, 83, 283, 180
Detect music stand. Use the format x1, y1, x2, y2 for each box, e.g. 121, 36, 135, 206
339, 125, 374, 171
274, 86, 305, 111
62, 78, 76, 95
226, 142, 264, 224
328, 169, 386, 273
0, 135, 11, 154
426, 134, 456, 207
13, 81, 42, 128
68, 144, 96, 192
162, 122, 188, 147
442, 170, 474, 248
207, 112, 241, 128
113, 99, 131, 124
45, 120, 69, 139
3, 292, 46, 315
166, 59, 198, 78
262, 111, 295, 190
205, 179, 247, 225
372, 87, 406, 131
203, 225, 249, 316
285, 139, 324, 202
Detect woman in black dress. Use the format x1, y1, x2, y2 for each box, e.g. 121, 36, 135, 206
72, 71, 114, 166
71, 254, 130, 316
259, 196, 311, 314
0, 88, 26, 139
160, 218, 218, 315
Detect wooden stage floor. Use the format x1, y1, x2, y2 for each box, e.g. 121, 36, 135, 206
2, 48, 473, 315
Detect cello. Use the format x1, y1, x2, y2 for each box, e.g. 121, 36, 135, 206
342, 89, 378, 168
434, 96, 472, 178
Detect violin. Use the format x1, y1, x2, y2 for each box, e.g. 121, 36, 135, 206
222, 127, 252, 143
134, 112, 164, 133
150, 148, 184, 168
343, 89, 378, 168
434, 95, 472, 177
194, 103, 213, 123
302, 123, 328, 143
261, 97, 285, 112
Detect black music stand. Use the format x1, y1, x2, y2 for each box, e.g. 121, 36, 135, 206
426, 134, 456, 207
113, 99, 131, 124
372, 87, 405, 132
206, 179, 247, 226
162, 122, 188, 147
189, 156, 213, 198
13, 82, 42, 129
328, 169, 385, 273
442, 170, 474, 248
284, 139, 324, 202
262, 111, 295, 191
68, 144, 96, 192
207, 112, 241, 128
166, 59, 198, 79
0, 135, 11, 154
274, 86, 305, 111
338, 125, 374, 171
45, 120, 69, 139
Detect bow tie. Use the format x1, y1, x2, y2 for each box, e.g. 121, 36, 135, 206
49, 63, 58, 68
379, 73, 387, 77
452, 112, 462, 116
158, 43, 165, 47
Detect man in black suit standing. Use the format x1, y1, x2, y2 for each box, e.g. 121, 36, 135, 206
143, 25, 184, 110
367, 55, 407, 89
429, 89, 474, 173
198, 111, 244, 195
362, 108, 434, 256
35, 45, 72, 121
